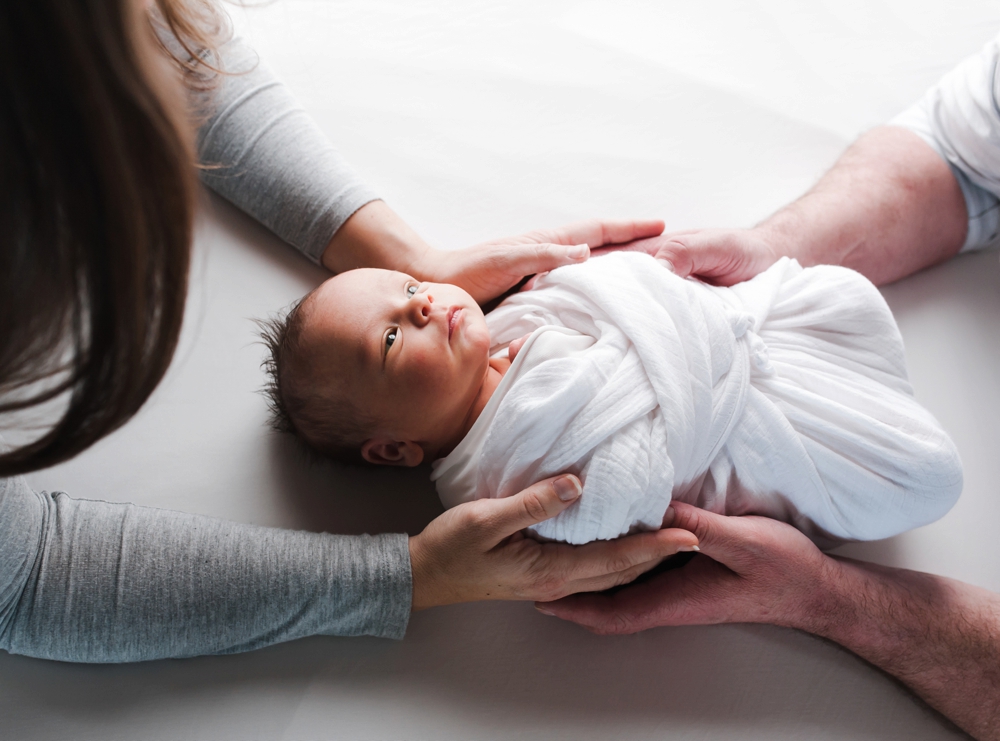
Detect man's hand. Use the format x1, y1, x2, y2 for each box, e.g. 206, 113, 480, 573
538, 503, 1000, 739
408, 475, 700, 610
614, 227, 782, 287
535, 502, 836, 634
409, 219, 666, 304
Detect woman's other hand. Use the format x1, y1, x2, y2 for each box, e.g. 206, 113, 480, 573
410, 219, 665, 304
408, 475, 700, 610
322, 201, 663, 303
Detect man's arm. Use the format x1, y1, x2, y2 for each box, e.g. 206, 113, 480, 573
819, 558, 1000, 740
636, 126, 969, 286
639, 33, 1000, 287
538, 504, 1000, 740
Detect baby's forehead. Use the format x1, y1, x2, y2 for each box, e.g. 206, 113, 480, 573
302, 268, 410, 363
311, 268, 408, 312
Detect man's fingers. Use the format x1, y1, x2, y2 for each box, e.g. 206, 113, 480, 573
652, 229, 779, 286
667, 503, 761, 569
594, 219, 666, 246
476, 475, 583, 545
537, 570, 680, 634
652, 233, 733, 280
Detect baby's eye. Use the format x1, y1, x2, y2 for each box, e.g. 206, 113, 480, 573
406, 284, 418, 297
385, 329, 398, 350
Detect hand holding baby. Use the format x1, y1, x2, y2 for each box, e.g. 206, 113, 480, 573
409, 218, 666, 303
616, 226, 781, 286
535, 502, 837, 633
408, 474, 700, 610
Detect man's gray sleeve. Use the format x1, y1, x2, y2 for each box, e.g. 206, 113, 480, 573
196, 36, 380, 264
0, 476, 412, 662
890, 34, 1000, 253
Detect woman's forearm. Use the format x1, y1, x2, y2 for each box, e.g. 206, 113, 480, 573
0, 477, 411, 662
319, 200, 434, 275
197, 37, 380, 264
758, 126, 968, 285
804, 557, 1000, 740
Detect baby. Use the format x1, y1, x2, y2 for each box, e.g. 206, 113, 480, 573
261, 251, 963, 545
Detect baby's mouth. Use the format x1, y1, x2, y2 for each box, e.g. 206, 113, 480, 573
447, 307, 463, 340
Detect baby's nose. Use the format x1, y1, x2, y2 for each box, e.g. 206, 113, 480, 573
415, 293, 433, 321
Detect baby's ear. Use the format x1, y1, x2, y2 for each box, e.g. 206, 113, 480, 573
361, 438, 425, 467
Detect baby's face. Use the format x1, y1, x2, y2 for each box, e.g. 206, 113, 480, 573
304, 268, 491, 450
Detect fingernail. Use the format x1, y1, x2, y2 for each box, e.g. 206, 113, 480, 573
553, 475, 582, 501
535, 606, 555, 616
656, 258, 675, 273
678, 545, 700, 552
567, 244, 589, 260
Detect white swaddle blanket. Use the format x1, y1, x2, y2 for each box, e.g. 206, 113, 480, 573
431, 252, 963, 544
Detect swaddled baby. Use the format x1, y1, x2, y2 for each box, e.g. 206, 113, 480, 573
262, 251, 962, 544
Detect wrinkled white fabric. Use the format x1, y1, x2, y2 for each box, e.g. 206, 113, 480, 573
891, 32, 1000, 252
432, 252, 963, 544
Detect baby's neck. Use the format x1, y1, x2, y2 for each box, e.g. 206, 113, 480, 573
439, 355, 511, 457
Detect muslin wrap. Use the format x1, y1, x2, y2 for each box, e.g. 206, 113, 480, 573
431, 252, 962, 544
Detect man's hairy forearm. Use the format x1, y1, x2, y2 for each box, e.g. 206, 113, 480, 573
759, 126, 968, 285
800, 558, 1000, 740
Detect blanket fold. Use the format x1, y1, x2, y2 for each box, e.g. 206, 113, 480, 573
432, 252, 962, 544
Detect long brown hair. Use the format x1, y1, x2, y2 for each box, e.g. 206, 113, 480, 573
0, 0, 226, 476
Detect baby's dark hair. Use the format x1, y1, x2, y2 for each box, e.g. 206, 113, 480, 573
258, 291, 376, 465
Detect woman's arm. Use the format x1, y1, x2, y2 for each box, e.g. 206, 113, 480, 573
0, 476, 411, 661
0, 474, 697, 663
539, 504, 1000, 741
196, 36, 380, 264
196, 37, 665, 302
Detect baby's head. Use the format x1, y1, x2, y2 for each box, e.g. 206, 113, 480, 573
261, 268, 492, 465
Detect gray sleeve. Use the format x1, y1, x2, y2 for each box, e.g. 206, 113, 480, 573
889, 35, 1000, 253
0, 476, 411, 663
196, 37, 380, 264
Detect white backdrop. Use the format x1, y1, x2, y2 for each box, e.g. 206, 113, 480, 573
6, 1, 1000, 738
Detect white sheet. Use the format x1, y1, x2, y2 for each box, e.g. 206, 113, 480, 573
8, 2, 999, 740
433, 253, 962, 543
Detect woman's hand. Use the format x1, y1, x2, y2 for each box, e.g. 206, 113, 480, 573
534, 502, 838, 634
408, 475, 700, 611
409, 219, 666, 304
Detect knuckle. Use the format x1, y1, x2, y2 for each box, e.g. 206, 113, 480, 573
592, 613, 634, 636
531, 576, 565, 601
519, 491, 552, 523
460, 505, 494, 536
611, 613, 635, 634
607, 552, 638, 574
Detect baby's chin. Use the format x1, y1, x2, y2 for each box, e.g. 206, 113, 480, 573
462, 310, 492, 350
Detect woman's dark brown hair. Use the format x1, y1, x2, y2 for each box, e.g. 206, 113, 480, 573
0, 0, 226, 476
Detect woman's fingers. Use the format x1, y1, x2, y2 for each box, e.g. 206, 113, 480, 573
532, 219, 665, 249
476, 475, 584, 546
564, 557, 667, 597
489, 242, 591, 280
539, 527, 698, 595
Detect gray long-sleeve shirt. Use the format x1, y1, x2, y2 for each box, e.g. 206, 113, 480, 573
0, 37, 411, 663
